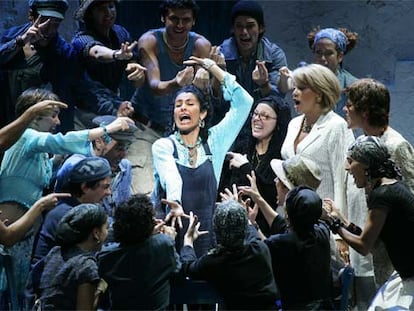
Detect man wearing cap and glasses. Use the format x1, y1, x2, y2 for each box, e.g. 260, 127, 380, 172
0, 0, 78, 132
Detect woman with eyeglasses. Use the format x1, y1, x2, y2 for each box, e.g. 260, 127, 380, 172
324, 136, 414, 310
218, 96, 291, 236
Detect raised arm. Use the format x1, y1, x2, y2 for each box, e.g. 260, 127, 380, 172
0, 100, 67, 152
138, 32, 193, 96
88, 41, 138, 62
0, 192, 70, 247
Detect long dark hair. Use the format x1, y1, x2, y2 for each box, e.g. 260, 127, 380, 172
170, 84, 213, 143
234, 96, 291, 183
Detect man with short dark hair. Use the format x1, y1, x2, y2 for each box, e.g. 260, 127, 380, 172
32, 156, 112, 264
220, 0, 287, 101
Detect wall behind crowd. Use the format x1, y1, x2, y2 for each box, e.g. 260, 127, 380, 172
1, 0, 413, 143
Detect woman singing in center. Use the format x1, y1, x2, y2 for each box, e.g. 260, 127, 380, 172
281, 63, 354, 219
152, 57, 253, 257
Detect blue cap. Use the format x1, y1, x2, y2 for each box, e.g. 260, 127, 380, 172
68, 156, 111, 184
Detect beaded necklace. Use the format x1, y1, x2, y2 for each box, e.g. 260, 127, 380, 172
162, 31, 189, 52
175, 132, 202, 166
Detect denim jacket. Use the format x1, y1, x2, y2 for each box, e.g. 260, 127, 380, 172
220, 36, 287, 100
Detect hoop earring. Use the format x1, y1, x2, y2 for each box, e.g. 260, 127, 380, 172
199, 119, 205, 128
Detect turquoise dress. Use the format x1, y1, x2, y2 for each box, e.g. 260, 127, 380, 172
0, 128, 93, 304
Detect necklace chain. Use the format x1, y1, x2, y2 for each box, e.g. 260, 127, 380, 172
175, 132, 202, 166
301, 117, 314, 133
162, 31, 189, 52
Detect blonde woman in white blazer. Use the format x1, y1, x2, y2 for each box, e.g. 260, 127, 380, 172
281, 64, 376, 308
281, 64, 354, 212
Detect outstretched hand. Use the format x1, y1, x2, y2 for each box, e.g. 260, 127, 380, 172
26, 100, 67, 117
252, 60, 269, 87
34, 192, 71, 212
238, 170, 261, 202
183, 56, 216, 70
161, 199, 190, 229
176, 66, 194, 87
114, 41, 138, 60
184, 211, 208, 243
106, 116, 135, 133
117, 101, 135, 117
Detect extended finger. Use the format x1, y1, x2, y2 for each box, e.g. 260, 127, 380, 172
38, 18, 50, 29
53, 192, 71, 198
33, 15, 41, 26
198, 230, 209, 236
171, 216, 176, 228
177, 216, 183, 229
164, 212, 172, 224
128, 41, 138, 51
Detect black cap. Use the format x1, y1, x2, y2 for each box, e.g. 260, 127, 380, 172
231, 0, 264, 27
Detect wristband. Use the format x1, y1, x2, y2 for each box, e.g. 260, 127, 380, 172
112, 50, 118, 60
346, 222, 362, 236
329, 218, 343, 234
201, 58, 216, 70
100, 124, 112, 144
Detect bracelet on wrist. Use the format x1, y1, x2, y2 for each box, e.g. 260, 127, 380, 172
329, 217, 343, 234
201, 58, 216, 70
112, 50, 118, 60
346, 222, 362, 236
100, 124, 112, 144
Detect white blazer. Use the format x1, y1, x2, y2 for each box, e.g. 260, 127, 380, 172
281, 111, 355, 213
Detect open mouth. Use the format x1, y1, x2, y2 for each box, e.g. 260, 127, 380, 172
252, 124, 263, 130
293, 99, 301, 105
179, 114, 191, 122
239, 37, 251, 44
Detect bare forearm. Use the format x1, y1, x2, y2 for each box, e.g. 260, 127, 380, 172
149, 79, 180, 96
1, 203, 44, 246
208, 64, 225, 83
89, 45, 117, 62
0, 113, 33, 151
337, 227, 370, 256
256, 196, 278, 227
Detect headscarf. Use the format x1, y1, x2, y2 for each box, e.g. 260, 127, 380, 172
347, 136, 401, 179
55, 203, 107, 246
214, 200, 248, 252
313, 28, 348, 53
285, 186, 322, 232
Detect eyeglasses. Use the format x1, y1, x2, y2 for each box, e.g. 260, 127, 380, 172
251, 111, 277, 121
